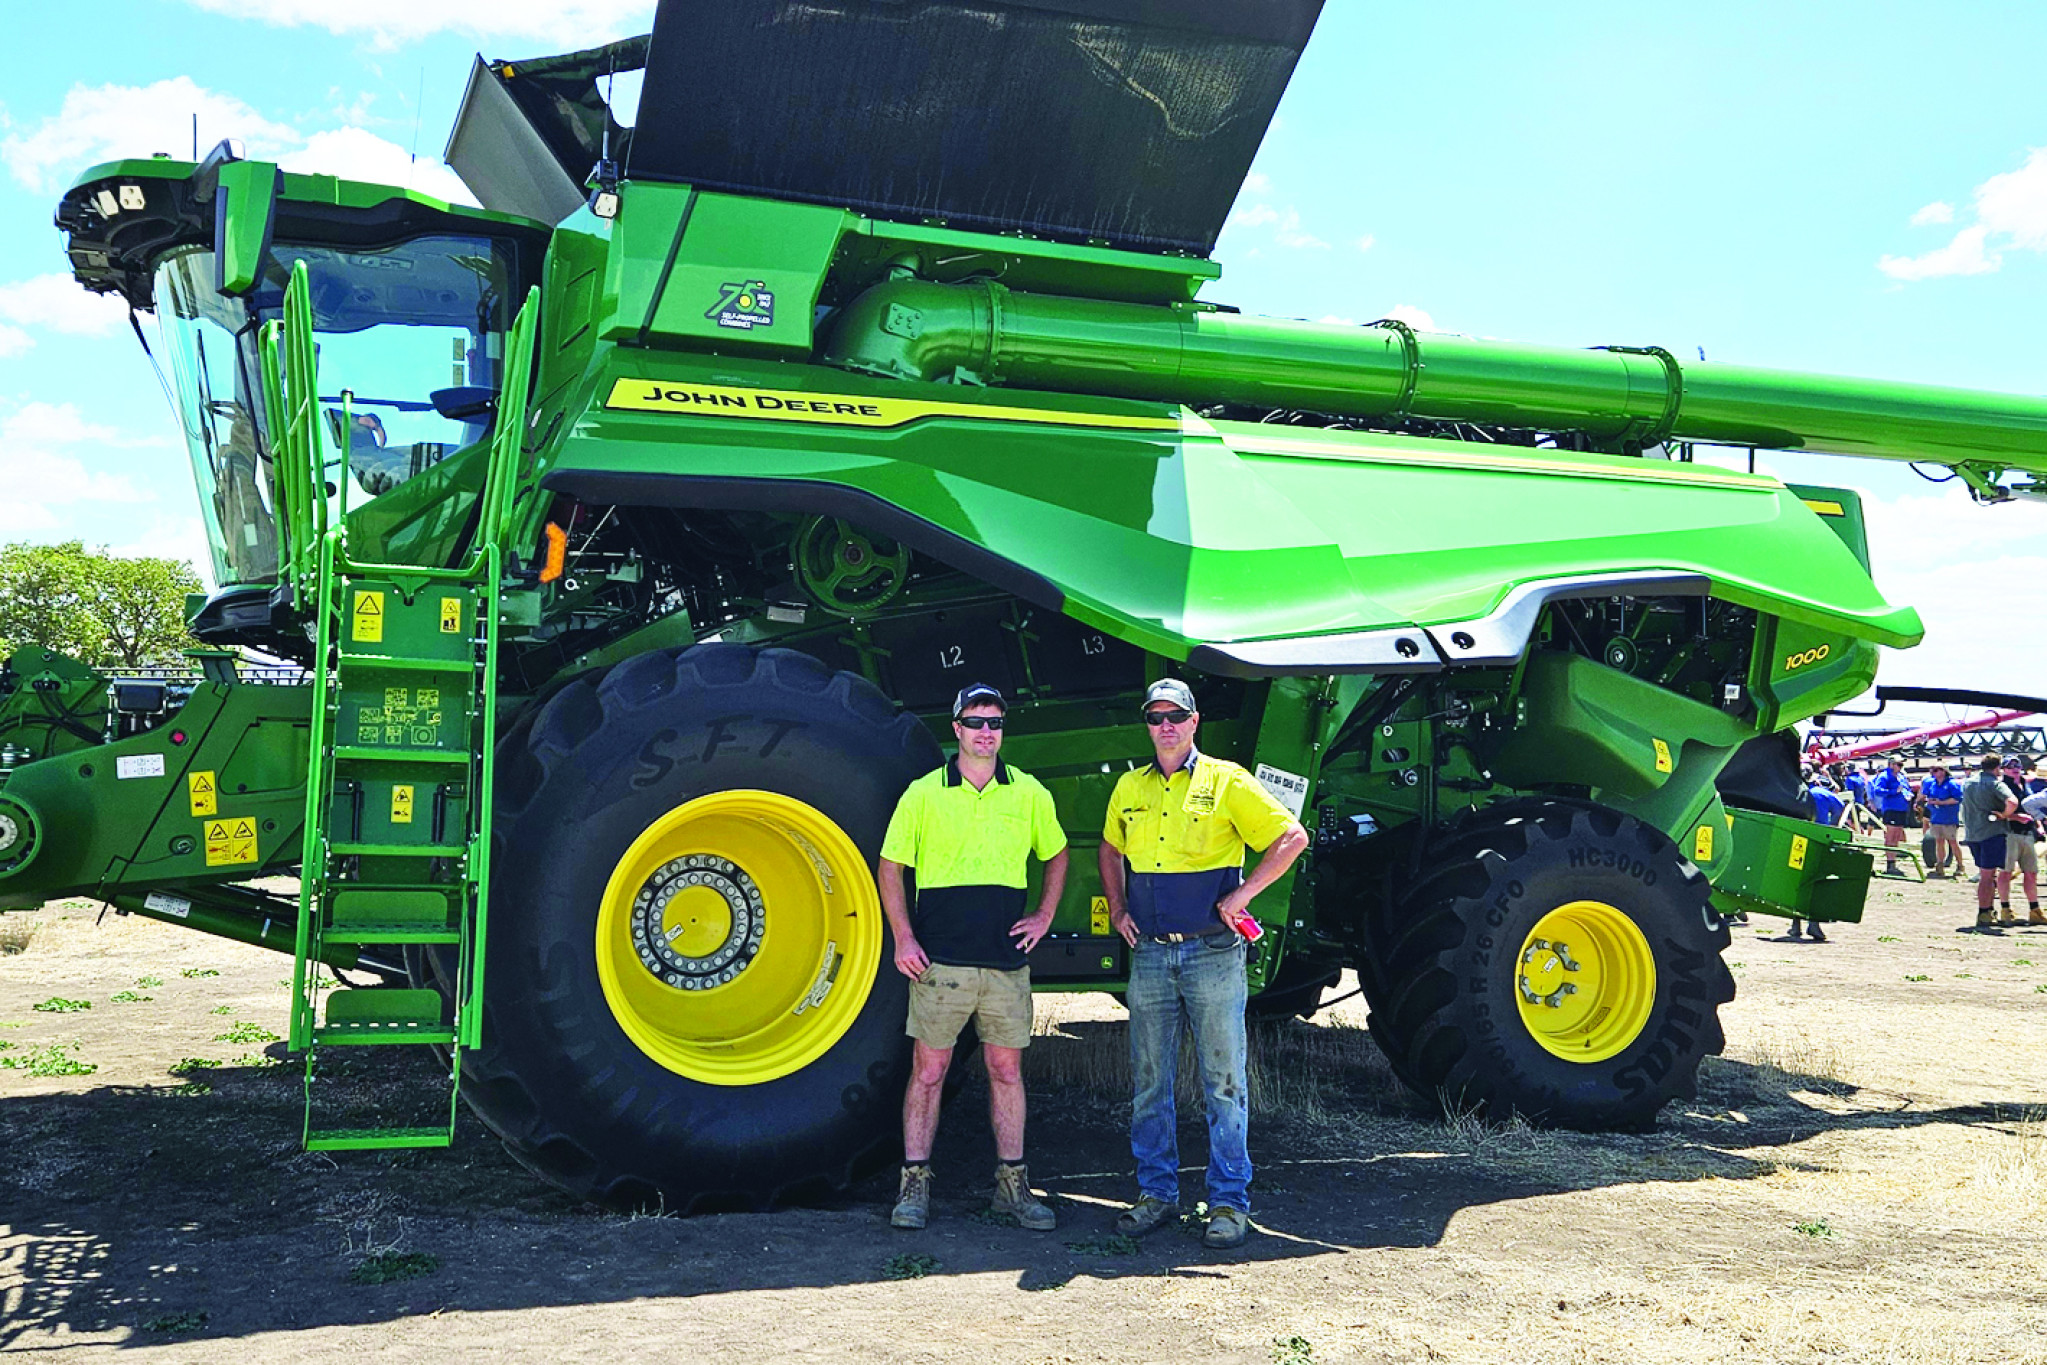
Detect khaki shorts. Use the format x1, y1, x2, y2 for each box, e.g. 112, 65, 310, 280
2007, 835, 2040, 876
906, 964, 1033, 1051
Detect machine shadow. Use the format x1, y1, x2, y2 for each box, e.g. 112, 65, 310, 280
0, 1021, 2024, 1346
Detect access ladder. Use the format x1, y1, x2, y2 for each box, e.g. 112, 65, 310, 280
262, 262, 536, 1150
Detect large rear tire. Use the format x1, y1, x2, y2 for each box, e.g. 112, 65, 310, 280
1363, 800, 1733, 1130
460, 643, 941, 1209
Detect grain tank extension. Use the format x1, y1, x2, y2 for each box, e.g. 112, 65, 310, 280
12, 0, 2047, 1207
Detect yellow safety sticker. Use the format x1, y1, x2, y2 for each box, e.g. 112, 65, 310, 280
439, 597, 462, 634
351, 590, 384, 643
1801, 498, 1846, 517
1694, 824, 1714, 861
603, 377, 1182, 433
187, 770, 217, 817
1090, 895, 1111, 936
1789, 834, 1809, 871
203, 815, 259, 867
1652, 738, 1673, 774
390, 784, 414, 825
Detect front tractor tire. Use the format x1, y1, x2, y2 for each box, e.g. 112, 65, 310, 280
463, 644, 941, 1210
1366, 801, 1734, 1130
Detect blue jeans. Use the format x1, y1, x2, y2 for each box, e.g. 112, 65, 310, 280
1127, 935, 1250, 1212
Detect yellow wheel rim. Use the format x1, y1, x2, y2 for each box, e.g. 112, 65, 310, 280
594, 790, 882, 1086
1513, 899, 1656, 1063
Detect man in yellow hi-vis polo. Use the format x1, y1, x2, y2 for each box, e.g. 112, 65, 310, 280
879, 683, 1069, 1232
1098, 678, 1308, 1250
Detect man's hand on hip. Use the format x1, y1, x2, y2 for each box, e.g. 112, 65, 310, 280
1109, 907, 1139, 948
1009, 905, 1056, 954
894, 935, 931, 980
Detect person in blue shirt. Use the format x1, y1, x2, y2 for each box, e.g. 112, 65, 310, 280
1838, 765, 1872, 835
1786, 777, 1845, 942
1920, 764, 1964, 878
1868, 759, 1913, 876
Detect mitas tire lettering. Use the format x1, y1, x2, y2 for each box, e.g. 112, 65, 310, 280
437, 643, 943, 1211
1359, 799, 1734, 1131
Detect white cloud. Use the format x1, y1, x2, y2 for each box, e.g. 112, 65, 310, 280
1383, 304, 1438, 331
279, 127, 476, 206
1880, 148, 2047, 281
1317, 315, 1360, 326
1879, 225, 1998, 281
0, 402, 150, 528
1354, 234, 1376, 253
4, 78, 476, 213
0, 273, 130, 353
1228, 203, 1279, 230
1910, 201, 1955, 226
1271, 208, 1327, 250
176, 0, 654, 47
1851, 490, 2047, 697
2, 77, 296, 192
1241, 171, 1272, 195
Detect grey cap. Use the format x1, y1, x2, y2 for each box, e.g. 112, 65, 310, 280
952, 682, 1006, 717
1141, 678, 1197, 713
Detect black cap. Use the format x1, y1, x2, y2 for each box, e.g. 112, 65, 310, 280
952, 683, 1006, 718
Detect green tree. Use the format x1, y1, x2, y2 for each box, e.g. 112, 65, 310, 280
0, 542, 202, 669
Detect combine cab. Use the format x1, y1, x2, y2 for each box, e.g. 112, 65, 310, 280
10, 0, 2047, 1206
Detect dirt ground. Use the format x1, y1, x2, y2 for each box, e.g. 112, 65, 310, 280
3, 870, 2046, 1364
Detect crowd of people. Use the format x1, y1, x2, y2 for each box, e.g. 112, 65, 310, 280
1803, 752, 2047, 933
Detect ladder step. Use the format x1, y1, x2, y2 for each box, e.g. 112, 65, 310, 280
330, 841, 469, 858
332, 888, 454, 923
314, 1023, 457, 1045
323, 986, 445, 1027
322, 925, 462, 945
306, 1126, 454, 1151
338, 653, 475, 674
333, 745, 471, 765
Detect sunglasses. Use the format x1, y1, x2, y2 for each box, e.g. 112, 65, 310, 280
955, 715, 1005, 730
1144, 708, 1193, 726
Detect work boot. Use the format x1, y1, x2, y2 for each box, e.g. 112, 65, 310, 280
1967, 910, 2003, 934
1203, 1206, 1251, 1249
989, 1163, 1057, 1230
1805, 922, 1827, 943
1114, 1194, 1180, 1237
2001, 903, 2017, 926
891, 1163, 932, 1230
2030, 906, 2047, 926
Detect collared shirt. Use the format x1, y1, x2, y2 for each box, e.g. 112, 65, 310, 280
1102, 749, 1296, 937
1868, 769, 1911, 813
1921, 777, 1963, 825
882, 756, 1067, 969
1808, 785, 1844, 827
1961, 772, 2015, 844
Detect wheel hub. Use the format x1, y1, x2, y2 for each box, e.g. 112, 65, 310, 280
630, 854, 765, 991
1517, 937, 1581, 1009
1513, 900, 1657, 1063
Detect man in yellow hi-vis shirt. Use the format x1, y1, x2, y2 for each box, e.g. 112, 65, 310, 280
880, 683, 1069, 1232
1098, 679, 1308, 1249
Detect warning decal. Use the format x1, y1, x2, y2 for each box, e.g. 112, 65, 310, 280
1693, 824, 1713, 861
391, 784, 414, 825
204, 816, 259, 867
1652, 738, 1673, 774
188, 770, 217, 817
352, 590, 384, 643
439, 597, 462, 634
1090, 895, 1111, 937
1788, 834, 1809, 871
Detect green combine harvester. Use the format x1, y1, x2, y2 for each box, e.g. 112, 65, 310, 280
9, 0, 2046, 1208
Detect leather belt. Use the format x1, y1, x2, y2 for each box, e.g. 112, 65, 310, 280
1143, 930, 1239, 946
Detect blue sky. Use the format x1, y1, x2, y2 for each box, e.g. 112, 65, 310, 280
1, 1, 2042, 718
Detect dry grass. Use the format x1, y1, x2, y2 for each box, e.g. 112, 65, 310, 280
0, 916, 36, 956
1024, 1001, 1406, 1126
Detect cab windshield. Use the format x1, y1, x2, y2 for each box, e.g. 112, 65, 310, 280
151, 234, 513, 586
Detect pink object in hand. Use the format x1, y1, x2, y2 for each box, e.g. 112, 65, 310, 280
1224, 907, 1264, 942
